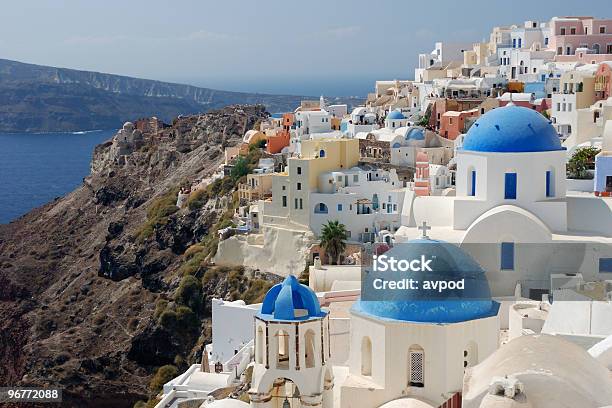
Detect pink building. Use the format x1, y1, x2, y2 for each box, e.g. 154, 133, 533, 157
549, 17, 612, 56
414, 152, 430, 196
595, 62, 612, 100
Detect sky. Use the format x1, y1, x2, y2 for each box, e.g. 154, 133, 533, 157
0, 0, 610, 96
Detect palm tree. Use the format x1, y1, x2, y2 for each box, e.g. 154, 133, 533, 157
320, 220, 347, 265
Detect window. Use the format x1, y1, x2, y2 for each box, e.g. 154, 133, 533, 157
353, 174, 359, 182
501, 242, 515, 270
568, 103, 572, 111
600, 26, 606, 34
294, 198, 298, 209
505, 173, 517, 199
560, 27, 566, 35
282, 196, 287, 207
570, 27, 576, 35
468, 169, 476, 196
319, 149, 326, 158
299, 198, 303, 210
361, 337, 372, 376
513, 38, 517, 48
304, 329, 316, 368
297, 166, 302, 175
608, 44, 612, 54
545, 37, 549, 45
557, 102, 561, 111
518, 38, 522, 48
256, 327, 264, 364
408, 345, 424, 387
336, 203, 343, 212
297, 182, 301, 191
599, 258, 612, 273
566, 46, 571, 55
546, 170, 555, 197
276, 330, 289, 369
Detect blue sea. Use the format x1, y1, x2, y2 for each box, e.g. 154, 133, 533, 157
0, 130, 116, 224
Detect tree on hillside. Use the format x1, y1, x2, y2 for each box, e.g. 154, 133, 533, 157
320, 220, 348, 265
567, 146, 600, 179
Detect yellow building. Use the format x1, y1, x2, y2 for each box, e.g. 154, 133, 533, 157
261, 138, 360, 227
238, 173, 273, 202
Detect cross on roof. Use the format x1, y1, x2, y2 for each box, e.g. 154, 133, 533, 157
418, 221, 431, 239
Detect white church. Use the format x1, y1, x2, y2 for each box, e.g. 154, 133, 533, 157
397, 103, 612, 298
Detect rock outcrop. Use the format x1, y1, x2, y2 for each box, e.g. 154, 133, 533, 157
0, 105, 271, 407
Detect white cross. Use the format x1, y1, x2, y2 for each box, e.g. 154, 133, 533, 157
418, 221, 431, 239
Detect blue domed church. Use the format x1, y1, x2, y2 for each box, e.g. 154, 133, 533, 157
339, 239, 500, 408
394, 104, 603, 299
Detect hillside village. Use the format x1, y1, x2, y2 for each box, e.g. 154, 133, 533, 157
81, 16, 612, 408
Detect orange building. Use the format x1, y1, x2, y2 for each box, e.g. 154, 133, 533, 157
266, 113, 293, 154
440, 109, 479, 140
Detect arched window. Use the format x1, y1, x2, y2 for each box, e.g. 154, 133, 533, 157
463, 341, 478, 370
408, 344, 424, 387
319, 149, 326, 158
372, 194, 379, 211
314, 203, 328, 214
276, 329, 289, 369
361, 337, 372, 376
305, 329, 316, 368
593, 43, 601, 54
256, 326, 264, 364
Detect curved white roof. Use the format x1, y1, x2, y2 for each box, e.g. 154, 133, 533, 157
589, 334, 612, 369
378, 398, 435, 408
463, 335, 612, 408
201, 399, 249, 408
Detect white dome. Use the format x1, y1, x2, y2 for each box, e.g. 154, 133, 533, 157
463, 335, 612, 408
200, 399, 249, 408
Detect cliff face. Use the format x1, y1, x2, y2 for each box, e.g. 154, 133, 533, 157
0, 58, 363, 132
0, 105, 274, 407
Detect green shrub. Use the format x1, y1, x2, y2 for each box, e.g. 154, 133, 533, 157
567, 146, 600, 179
231, 157, 250, 180
174, 276, 203, 312
136, 188, 180, 241
178, 251, 207, 277
153, 299, 168, 320
186, 189, 209, 211
158, 310, 178, 330
149, 365, 178, 394
176, 306, 198, 329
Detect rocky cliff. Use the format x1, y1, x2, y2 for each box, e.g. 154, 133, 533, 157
0, 58, 363, 132
0, 105, 279, 407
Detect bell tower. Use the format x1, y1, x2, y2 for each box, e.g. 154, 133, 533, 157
249, 275, 334, 408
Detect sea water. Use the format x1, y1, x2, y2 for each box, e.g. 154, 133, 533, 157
0, 130, 116, 223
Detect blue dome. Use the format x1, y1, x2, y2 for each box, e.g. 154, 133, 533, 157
259, 275, 326, 321
405, 127, 425, 141
462, 105, 563, 153
353, 239, 499, 323
387, 110, 406, 120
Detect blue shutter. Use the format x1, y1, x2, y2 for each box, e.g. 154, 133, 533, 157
501, 242, 515, 270
505, 173, 517, 199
